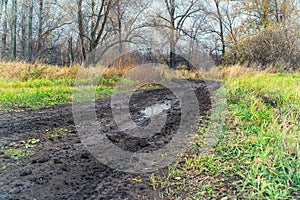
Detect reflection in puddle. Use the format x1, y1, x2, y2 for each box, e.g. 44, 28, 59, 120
141, 101, 171, 118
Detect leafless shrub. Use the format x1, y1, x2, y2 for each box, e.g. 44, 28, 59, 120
225, 25, 300, 70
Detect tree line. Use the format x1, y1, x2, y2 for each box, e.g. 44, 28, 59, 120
0, 0, 299, 69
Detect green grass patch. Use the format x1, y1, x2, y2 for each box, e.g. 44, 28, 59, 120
0, 86, 73, 108
47, 128, 69, 140
151, 73, 299, 199
0, 76, 133, 109
1, 149, 34, 160
0, 138, 39, 160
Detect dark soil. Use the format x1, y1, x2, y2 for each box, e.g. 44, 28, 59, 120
0, 79, 220, 200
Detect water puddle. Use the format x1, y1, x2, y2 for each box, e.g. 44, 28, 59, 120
141, 101, 171, 118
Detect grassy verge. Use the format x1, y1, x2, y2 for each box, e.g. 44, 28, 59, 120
151, 73, 299, 199
0, 62, 269, 110
0, 78, 122, 109
0, 62, 168, 110
0, 62, 133, 110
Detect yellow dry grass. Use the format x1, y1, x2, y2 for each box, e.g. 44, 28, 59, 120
1, 61, 292, 82
0, 62, 108, 80
164, 65, 260, 80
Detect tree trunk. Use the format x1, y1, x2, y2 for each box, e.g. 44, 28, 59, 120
11, 0, 17, 60
169, 0, 176, 69
1, 0, 8, 59
28, 0, 33, 62
78, 0, 86, 61
170, 29, 176, 69
0, 0, 3, 26
21, 1, 27, 59
38, 0, 44, 54
68, 36, 74, 66
116, 1, 123, 54
90, 0, 95, 52
215, 0, 225, 64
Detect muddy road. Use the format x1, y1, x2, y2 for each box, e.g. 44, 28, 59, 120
0, 79, 220, 200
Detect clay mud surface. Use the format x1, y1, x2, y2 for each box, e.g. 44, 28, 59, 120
0, 79, 220, 199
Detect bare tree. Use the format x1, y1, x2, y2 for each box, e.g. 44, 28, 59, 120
200, 0, 243, 64
77, 0, 112, 61
107, 0, 151, 54
241, 0, 299, 30
0, 0, 298, 68
153, 0, 202, 69
213, 0, 225, 59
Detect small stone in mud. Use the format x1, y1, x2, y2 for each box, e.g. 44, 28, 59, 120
81, 153, 90, 159
31, 156, 49, 164
61, 164, 70, 172
53, 158, 63, 164
20, 169, 32, 177
39, 156, 50, 163
14, 181, 24, 187
64, 180, 69, 185
62, 146, 71, 150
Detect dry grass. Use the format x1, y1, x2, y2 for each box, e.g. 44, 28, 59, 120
173, 69, 204, 79
196, 65, 260, 80
0, 62, 109, 81
145, 65, 261, 81
76, 63, 268, 81
0, 61, 168, 82
103, 62, 299, 80
122, 65, 168, 83
2, 61, 294, 82
173, 65, 264, 80
0, 62, 79, 80
102, 65, 134, 78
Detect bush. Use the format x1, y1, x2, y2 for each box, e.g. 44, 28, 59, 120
225, 25, 300, 70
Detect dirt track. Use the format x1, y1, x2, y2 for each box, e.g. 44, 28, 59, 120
0, 79, 220, 200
